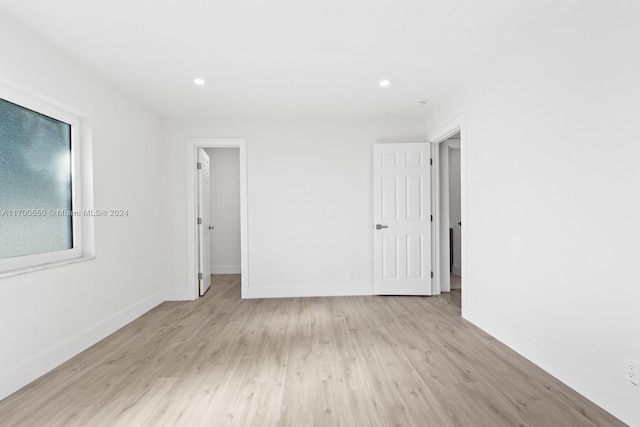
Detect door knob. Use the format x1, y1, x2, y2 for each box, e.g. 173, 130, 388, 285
209, 225, 215, 230
375, 224, 388, 230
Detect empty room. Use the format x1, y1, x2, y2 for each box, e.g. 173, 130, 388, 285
0, 1, 638, 426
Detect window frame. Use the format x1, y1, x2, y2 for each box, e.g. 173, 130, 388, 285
0, 83, 85, 274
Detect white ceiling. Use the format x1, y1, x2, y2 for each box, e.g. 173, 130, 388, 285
0, 0, 558, 119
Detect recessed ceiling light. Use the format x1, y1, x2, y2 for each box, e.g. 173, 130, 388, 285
193, 78, 205, 86
379, 79, 391, 87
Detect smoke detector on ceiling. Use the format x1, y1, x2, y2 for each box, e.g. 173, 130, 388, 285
413, 100, 427, 107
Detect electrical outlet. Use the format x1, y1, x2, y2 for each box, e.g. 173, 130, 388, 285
346, 268, 354, 280
625, 357, 639, 386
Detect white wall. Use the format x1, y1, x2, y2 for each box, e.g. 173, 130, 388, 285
0, 11, 167, 400
426, 2, 640, 425
448, 145, 461, 275
161, 117, 426, 298
205, 148, 241, 274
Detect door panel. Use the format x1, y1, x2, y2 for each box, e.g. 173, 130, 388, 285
406, 234, 424, 279
406, 175, 423, 220
405, 151, 424, 167
382, 153, 398, 168
373, 143, 432, 295
197, 148, 212, 296
382, 177, 398, 220
382, 235, 399, 279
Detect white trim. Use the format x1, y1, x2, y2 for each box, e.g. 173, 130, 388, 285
439, 142, 451, 293
438, 141, 462, 293
0, 75, 87, 118
0, 290, 164, 401
164, 288, 193, 301
211, 265, 241, 274
429, 115, 466, 143
79, 117, 95, 259
186, 138, 249, 300
0, 256, 95, 279
0, 77, 95, 275
428, 115, 467, 312
430, 142, 441, 295
448, 140, 460, 149
465, 306, 640, 427
246, 282, 373, 299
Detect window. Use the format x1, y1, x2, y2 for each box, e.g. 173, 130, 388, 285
0, 84, 86, 274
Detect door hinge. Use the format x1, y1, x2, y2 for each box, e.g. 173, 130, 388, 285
430, 158, 433, 166
431, 271, 434, 279
430, 214, 433, 222
198, 272, 203, 280
197, 217, 202, 225
197, 162, 202, 170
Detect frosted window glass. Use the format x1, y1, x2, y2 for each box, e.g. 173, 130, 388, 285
0, 98, 73, 259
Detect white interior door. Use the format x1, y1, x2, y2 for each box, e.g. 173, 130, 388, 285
373, 143, 432, 295
197, 148, 212, 296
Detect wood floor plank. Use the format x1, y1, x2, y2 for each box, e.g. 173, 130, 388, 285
0, 276, 625, 427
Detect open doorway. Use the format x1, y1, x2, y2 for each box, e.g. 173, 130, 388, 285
443, 135, 461, 294
186, 138, 249, 300
429, 114, 466, 313
203, 147, 241, 296
435, 134, 461, 297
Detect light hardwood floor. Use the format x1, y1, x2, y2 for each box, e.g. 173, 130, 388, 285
450, 273, 461, 290
0, 275, 624, 426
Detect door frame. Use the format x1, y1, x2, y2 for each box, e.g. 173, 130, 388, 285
186, 138, 249, 300
429, 115, 467, 309
437, 138, 461, 293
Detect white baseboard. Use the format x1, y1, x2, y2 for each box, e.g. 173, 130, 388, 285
452, 265, 461, 276
464, 306, 639, 427
245, 282, 373, 299
164, 288, 195, 301
211, 265, 241, 274
0, 291, 165, 401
